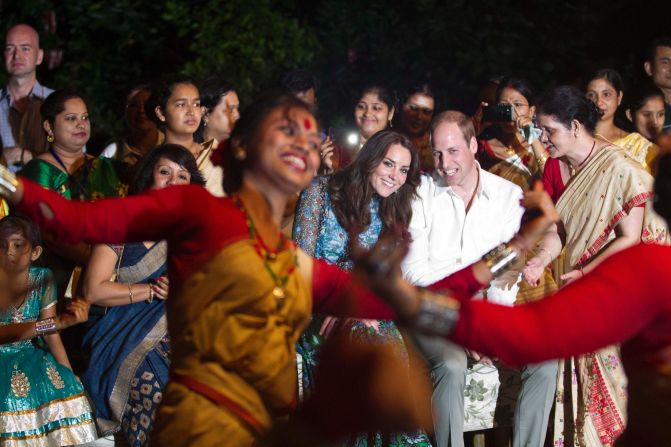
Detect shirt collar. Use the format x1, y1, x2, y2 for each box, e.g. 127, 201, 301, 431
1, 79, 47, 105
431, 161, 491, 200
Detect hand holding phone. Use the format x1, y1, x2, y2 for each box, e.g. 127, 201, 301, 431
482, 104, 514, 123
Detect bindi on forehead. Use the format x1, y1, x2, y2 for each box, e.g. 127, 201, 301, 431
303, 118, 312, 130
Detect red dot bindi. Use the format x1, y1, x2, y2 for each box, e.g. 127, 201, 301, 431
304, 119, 312, 130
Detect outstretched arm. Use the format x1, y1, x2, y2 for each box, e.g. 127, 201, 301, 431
9, 178, 207, 246
453, 243, 665, 365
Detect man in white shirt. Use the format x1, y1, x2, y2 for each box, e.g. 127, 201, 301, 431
402, 111, 556, 447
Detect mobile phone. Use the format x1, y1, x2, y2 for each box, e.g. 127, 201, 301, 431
482, 104, 514, 123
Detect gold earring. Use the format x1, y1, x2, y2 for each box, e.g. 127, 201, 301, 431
234, 147, 247, 160
47, 135, 54, 143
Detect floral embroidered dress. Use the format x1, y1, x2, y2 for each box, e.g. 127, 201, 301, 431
293, 176, 432, 447
0, 267, 96, 446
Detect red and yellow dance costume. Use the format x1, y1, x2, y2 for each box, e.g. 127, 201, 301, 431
16, 179, 483, 445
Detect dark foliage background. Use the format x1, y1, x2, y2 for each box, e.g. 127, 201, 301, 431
1, 0, 667, 152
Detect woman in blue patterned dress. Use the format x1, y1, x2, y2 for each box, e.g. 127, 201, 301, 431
81, 144, 205, 446
0, 215, 96, 446
293, 129, 429, 446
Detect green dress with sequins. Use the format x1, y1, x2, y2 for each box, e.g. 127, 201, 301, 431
0, 267, 97, 446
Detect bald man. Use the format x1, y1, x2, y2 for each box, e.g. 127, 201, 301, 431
1, 24, 54, 171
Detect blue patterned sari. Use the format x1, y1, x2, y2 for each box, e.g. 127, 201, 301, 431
81, 241, 169, 446
293, 176, 432, 447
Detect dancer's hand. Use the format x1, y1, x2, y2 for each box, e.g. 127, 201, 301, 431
515, 182, 559, 252
351, 232, 419, 321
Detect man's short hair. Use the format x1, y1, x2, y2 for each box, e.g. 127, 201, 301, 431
280, 69, 316, 94
430, 110, 475, 145
646, 36, 671, 63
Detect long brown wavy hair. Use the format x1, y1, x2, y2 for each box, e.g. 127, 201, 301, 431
328, 130, 420, 237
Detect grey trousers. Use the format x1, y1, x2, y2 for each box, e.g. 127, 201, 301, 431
412, 334, 557, 447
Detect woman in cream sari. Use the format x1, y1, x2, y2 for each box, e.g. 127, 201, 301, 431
524, 86, 668, 446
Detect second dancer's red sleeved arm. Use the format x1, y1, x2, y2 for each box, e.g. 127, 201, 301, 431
311, 260, 486, 320
311, 259, 395, 319
427, 265, 486, 298
450, 244, 670, 366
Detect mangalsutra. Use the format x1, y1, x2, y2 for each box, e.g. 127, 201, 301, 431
569, 140, 596, 176
233, 195, 298, 309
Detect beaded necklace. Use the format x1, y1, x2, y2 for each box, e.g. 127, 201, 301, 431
233, 195, 298, 310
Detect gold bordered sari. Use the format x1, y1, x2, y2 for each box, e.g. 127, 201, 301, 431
553, 145, 669, 446
152, 239, 311, 446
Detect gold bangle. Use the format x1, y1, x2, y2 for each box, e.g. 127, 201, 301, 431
147, 285, 154, 303
128, 283, 134, 304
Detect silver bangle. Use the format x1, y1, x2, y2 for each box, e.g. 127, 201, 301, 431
482, 242, 520, 277
0, 164, 18, 196
412, 289, 461, 336
35, 317, 57, 335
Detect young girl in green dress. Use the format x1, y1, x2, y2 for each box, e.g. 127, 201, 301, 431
0, 215, 96, 446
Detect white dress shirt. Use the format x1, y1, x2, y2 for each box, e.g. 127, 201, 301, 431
402, 166, 524, 305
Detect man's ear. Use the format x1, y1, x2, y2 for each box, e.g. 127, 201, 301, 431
468, 136, 478, 155
36, 48, 44, 66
